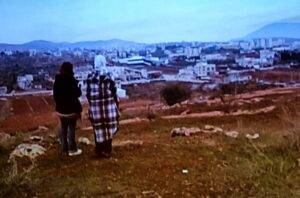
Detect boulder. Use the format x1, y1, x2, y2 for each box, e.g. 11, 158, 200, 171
171, 127, 201, 137
78, 137, 92, 145
203, 125, 223, 134
36, 126, 49, 132
246, 133, 260, 140
113, 140, 143, 147
30, 136, 43, 142
9, 143, 46, 161
225, 131, 239, 138
204, 125, 215, 130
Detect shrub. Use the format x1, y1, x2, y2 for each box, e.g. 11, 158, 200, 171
161, 84, 191, 106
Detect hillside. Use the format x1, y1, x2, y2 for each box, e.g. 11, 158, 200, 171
245, 22, 300, 39
0, 39, 145, 51
0, 85, 300, 197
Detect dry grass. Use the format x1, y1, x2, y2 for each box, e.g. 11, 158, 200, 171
1, 108, 300, 197
0, 87, 300, 197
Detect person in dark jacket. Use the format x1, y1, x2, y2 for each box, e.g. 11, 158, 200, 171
53, 62, 82, 156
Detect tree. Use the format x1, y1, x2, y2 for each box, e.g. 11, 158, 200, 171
161, 84, 191, 106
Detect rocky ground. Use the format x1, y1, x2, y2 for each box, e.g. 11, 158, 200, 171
0, 86, 300, 197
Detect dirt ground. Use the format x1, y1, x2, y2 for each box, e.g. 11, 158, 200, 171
0, 85, 300, 197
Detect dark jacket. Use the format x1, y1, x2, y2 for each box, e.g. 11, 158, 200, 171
53, 74, 82, 114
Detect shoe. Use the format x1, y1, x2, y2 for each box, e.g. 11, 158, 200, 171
68, 149, 82, 156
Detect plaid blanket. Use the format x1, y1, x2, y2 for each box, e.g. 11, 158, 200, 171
86, 72, 119, 143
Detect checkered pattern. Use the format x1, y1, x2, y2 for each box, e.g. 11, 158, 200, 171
86, 72, 119, 143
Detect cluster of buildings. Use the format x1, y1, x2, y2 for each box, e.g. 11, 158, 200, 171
0, 37, 299, 96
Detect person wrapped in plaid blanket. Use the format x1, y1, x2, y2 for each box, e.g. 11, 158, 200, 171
86, 59, 119, 157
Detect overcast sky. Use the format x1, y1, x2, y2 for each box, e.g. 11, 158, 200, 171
0, 0, 299, 44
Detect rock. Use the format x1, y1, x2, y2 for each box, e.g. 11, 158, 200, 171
225, 131, 239, 138
182, 169, 189, 174
142, 190, 155, 195
246, 133, 260, 140
37, 126, 49, 132
298, 158, 300, 167
171, 127, 201, 137
9, 143, 46, 160
113, 140, 143, 147
78, 137, 92, 145
49, 134, 56, 138
119, 118, 149, 125
204, 125, 215, 130
0, 132, 11, 143
213, 127, 224, 133
203, 125, 223, 134
30, 136, 43, 142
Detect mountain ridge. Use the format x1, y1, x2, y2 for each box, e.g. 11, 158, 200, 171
0, 39, 146, 51
244, 22, 300, 39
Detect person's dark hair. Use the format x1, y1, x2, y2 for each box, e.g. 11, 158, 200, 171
60, 62, 74, 75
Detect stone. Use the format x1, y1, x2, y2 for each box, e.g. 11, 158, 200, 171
9, 143, 46, 160
113, 140, 143, 147
37, 126, 49, 132
49, 134, 56, 138
78, 137, 92, 145
297, 158, 300, 167
204, 125, 215, 130
171, 127, 201, 137
213, 127, 224, 133
246, 133, 260, 140
202, 125, 223, 134
30, 136, 43, 142
142, 190, 155, 195
225, 131, 239, 138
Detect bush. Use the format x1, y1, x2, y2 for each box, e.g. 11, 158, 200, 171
161, 84, 191, 106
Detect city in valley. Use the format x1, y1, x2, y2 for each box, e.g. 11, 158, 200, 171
0, 37, 299, 197
1, 1, 300, 197
0, 38, 300, 97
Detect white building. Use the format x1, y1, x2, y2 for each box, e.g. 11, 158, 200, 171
179, 62, 216, 79
236, 57, 261, 68
225, 71, 252, 83
184, 47, 201, 58
260, 50, 275, 65
118, 56, 152, 66
203, 54, 227, 61
194, 62, 216, 77
4, 50, 13, 56
17, 74, 33, 90
94, 55, 107, 70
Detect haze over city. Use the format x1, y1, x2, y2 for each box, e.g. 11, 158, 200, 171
0, 0, 300, 44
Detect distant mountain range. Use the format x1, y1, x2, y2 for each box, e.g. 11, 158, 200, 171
0, 39, 146, 51
1, 21, 300, 51
244, 22, 300, 40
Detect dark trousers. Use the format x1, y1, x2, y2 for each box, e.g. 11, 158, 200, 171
95, 139, 112, 156
60, 118, 77, 154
